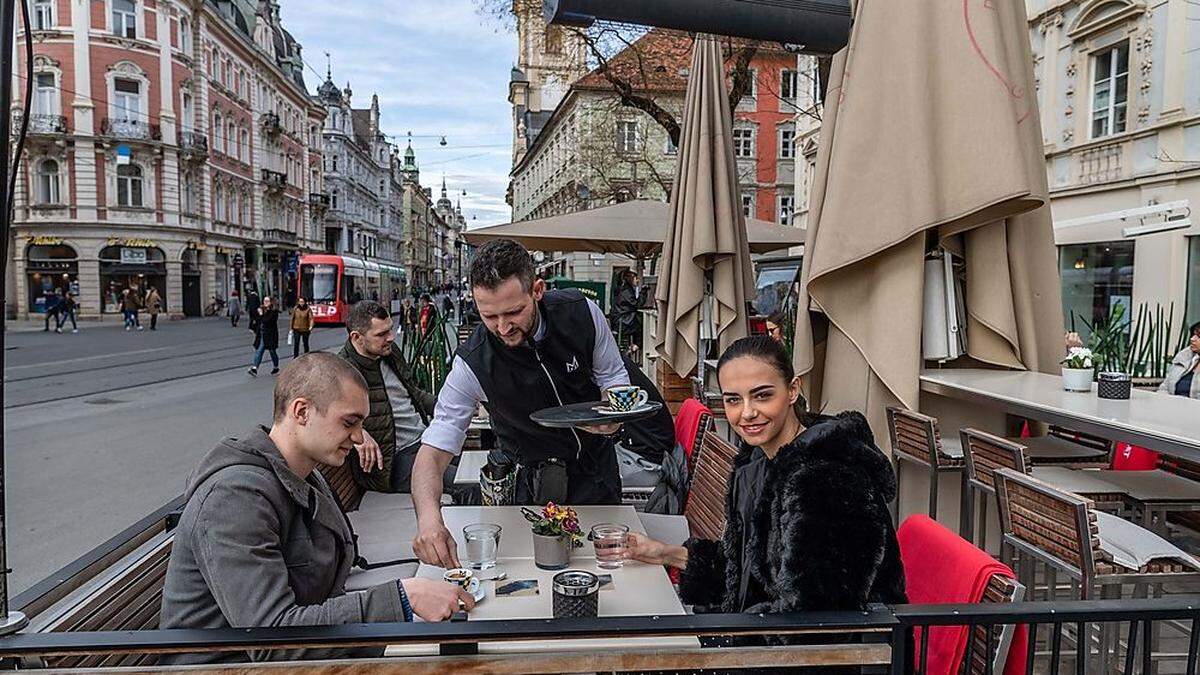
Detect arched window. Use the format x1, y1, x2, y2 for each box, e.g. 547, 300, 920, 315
116, 164, 143, 207
239, 128, 249, 162
36, 158, 60, 204
214, 182, 224, 221
213, 112, 222, 152
227, 120, 235, 156
179, 17, 191, 55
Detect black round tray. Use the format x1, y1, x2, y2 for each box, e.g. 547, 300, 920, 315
530, 400, 664, 429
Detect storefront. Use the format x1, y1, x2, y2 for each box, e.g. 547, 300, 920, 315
25, 241, 79, 313
181, 248, 202, 317
214, 251, 230, 302
99, 242, 167, 314
1059, 240, 1135, 340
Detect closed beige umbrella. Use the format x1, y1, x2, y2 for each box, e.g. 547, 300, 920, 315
654, 35, 755, 379
794, 0, 1064, 438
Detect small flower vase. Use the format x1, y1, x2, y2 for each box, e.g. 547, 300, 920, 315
532, 532, 572, 570
1061, 366, 1094, 392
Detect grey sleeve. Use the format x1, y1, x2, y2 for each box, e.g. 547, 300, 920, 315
191, 478, 406, 662
420, 356, 486, 457
587, 299, 630, 392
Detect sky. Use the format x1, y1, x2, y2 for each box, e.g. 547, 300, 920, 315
281, 0, 516, 228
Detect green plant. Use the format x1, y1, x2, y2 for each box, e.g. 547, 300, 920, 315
1073, 302, 1189, 379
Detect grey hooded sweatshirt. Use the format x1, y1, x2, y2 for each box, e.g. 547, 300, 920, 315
159, 427, 408, 665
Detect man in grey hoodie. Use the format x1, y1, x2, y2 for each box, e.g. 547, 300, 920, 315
160, 353, 473, 664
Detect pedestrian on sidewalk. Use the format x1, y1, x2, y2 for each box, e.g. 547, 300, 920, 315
42, 288, 62, 332
248, 296, 280, 377
145, 287, 163, 331
121, 288, 144, 331
228, 291, 242, 327
56, 291, 78, 333
290, 297, 313, 358
246, 290, 261, 335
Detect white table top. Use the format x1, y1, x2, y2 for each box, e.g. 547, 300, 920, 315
453, 451, 490, 486
394, 505, 697, 655
921, 369, 1200, 464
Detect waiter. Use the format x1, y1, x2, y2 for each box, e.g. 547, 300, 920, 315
411, 239, 628, 568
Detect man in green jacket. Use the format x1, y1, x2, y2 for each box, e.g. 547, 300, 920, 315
336, 300, 462, 496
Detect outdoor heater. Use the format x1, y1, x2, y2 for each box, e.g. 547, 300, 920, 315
543, 0, 852, 55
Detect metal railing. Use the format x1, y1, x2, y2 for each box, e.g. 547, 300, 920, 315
308, 192, 331, 209
260, 169, 286, 191
178, 131, 208, 154
99, 118, 161, 141
260, 228, 296, 246
0, 598, 1195, 671
11, 113, 67, 135
260, 112, 281, 136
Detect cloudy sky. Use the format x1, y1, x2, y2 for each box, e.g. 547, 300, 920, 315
281, 1, 515, 227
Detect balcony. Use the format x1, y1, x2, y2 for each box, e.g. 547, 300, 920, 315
308, 191, 331, 212
178, 131, 208, 161
11, 112, 67, 135
100, 118, 161, 141
261, 169, 287, 193
261, 228, 297, 247
260, 112, 282, 137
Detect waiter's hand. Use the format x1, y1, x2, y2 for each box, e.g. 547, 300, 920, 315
580, 422, 622, 436
414, 518, 461, 569
355, 431, 384, 473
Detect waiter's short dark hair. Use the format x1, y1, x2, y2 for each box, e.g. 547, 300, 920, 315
470, 239, 536, 292
345, 300, 389, 336
1190, 321, 1200, 338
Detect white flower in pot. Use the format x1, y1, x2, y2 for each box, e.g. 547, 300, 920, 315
1061, 347, 1095, 392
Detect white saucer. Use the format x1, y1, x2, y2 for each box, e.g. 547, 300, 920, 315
595, 403, 653, 416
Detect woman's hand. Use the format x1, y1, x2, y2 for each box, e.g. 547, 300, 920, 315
624, 532, 669, 565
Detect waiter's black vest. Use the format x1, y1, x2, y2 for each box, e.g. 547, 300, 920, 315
458, 289, 605, 464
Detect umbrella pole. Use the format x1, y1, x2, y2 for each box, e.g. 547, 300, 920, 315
0, 0, 29, 636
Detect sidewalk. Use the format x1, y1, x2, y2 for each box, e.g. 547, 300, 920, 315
4, 314, 206, 334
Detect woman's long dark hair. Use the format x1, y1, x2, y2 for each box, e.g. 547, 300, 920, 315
717, 336, 813, 422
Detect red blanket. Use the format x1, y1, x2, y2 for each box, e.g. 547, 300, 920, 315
673, 398, 712, 464
897, 515, 1028, 675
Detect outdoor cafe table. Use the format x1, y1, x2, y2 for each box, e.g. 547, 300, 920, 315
387, 505, 699, 656
920, 368, 1200, 465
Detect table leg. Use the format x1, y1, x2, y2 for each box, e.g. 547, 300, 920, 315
959, 470, 974, 542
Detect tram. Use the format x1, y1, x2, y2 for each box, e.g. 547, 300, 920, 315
297, 254, 405, 325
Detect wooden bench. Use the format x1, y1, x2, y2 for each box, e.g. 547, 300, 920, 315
318, 461, 365, 513
32, 533, 174, 669
684, 425, 739, 540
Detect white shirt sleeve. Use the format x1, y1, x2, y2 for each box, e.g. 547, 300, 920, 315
588, 299, 630, 392
420, 356, 487, 457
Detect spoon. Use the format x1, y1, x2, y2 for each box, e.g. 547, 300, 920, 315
478, 572, 507, 582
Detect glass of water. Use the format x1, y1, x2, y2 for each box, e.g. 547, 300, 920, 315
463, 523, 502, 570
590, 523, 630, 569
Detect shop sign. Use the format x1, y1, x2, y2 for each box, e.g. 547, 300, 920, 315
29, 235, 63, 246
285, 253, 299, 274
120, 248, 148, 265
107, 237, 156, 248
186, 240, 207, 251
116, 144, 131, 166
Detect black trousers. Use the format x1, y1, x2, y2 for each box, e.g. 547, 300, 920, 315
292, 331, 310, 358
389, 439, 480, 505
491, 440, 621, 505
150, 313, 158, 330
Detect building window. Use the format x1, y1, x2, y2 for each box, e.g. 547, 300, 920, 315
810, 59, 823, 104
212, 112, 222, 151
779, 128, 795, 159
733, 128, 755, 158
742, 68, 757, 99
180, 91, 193, 130
112, 0, 137, 38
209, 48, 218, 77
331, 155, 338, 172
34, 73, 57, 115
777, 195, 794, 225
227, 121, 235, 156
616, 120, 637, 153
544, 25, 563, 54
113, 78, 140, 122
179, 17, 191, 54
1091, 41, 1129, 139
33, 0, 53, 29
116, 164, 143, 207
36, 159, 60, 204
240, 128, 249, 162
331, 188, 338, 209
182, 170, 197, 214
1059, 241, 1134, 343
742, 192, 755, 218
665, 133, 678, 155
780, 69, 798, 101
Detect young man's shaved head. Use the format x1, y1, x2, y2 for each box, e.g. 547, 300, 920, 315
273, 353, 368, 422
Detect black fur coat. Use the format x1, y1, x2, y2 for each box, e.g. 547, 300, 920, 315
678, 411, 908, 614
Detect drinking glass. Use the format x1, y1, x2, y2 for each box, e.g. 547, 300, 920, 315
590, 523, 629, 569
463, 523, 501, 570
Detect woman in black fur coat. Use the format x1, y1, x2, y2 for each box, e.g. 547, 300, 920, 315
626, 336, 908, 615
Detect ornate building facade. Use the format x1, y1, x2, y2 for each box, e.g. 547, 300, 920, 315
10, 0, 326, 319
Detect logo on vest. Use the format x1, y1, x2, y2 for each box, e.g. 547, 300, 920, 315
565, 356, 580, 373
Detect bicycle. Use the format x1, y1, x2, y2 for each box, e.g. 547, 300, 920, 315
204, 296, 227, 317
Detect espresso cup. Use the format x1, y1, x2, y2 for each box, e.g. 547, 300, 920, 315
606, 385, 649, 412
442, 567, 474, 590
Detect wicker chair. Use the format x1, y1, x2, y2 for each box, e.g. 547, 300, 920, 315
993, 468, 1200, 672
886, 407, 966, 527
